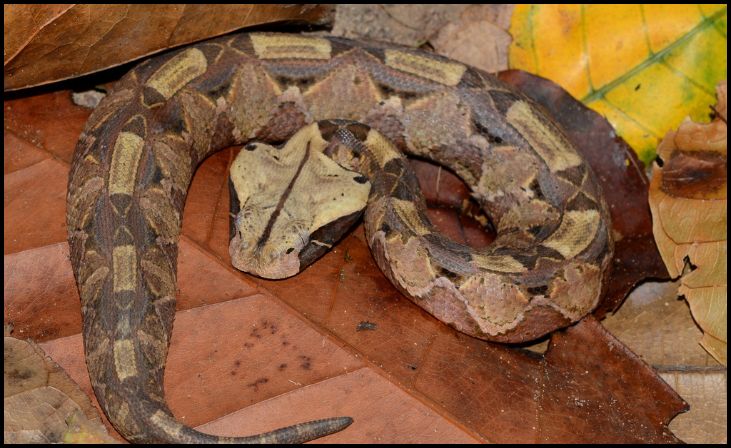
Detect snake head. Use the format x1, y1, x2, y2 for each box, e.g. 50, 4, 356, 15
228, 124, 370, 279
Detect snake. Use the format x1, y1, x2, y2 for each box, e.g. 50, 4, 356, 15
66, 32, 613, 443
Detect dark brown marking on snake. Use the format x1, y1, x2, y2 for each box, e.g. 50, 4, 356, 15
473, 119, 505, 144
197, 43, 224, 64
194, 62, 237, 100
343, 122, 370, 141
109, 194, 132, 217
378, 83, 422, 100
557, 164, 587, 185
153, 100, 187, 135
535, 245, 566, 261
317, 119, 340, 141
567, 191, 599, 212
121, 115, 146, 136
256, 141, 312, 251
275, 74, 317, 90
298, 209, 364, 267
527, 284, 549, 296
489, 90, 524, 115
142, 86, 166, 108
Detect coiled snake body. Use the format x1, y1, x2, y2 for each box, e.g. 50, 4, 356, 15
67, 33, 613, 443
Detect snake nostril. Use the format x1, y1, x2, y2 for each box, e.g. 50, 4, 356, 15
286, 247, 294, 254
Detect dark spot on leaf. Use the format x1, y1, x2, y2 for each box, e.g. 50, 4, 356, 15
661, 150, 727, 198
356, 321, 378, 331
299, 355, 312, 370
247, 377, 269, 391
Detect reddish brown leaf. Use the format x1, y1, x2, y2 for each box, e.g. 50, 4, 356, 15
4, 4, 334, 91
431, 4, 515, 73
4, 60, 686, 444
541, 317, 687, 443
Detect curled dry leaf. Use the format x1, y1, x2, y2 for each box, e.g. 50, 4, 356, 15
3, 4, 333, 91
649, 81, 727, 365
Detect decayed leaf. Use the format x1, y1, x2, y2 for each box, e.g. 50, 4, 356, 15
3, 337, 115, 443
509, 4, 727, 165
649, 81, 727, 365
3, 4, 334, 91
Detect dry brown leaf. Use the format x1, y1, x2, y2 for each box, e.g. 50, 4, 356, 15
603, 281, 718, 367
3, 336, 115, 443
660, 370, 727, 444
602, 280, 726, 443
430, 5, 514, 73
3, 4, 333, 91
649, 81, 727, 365
5, 85, 688, 442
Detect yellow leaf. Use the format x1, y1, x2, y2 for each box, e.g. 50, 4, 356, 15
509, 4, 727, 166
648, 82, 727, 366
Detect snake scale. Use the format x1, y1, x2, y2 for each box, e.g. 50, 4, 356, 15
66, 32, 613, 443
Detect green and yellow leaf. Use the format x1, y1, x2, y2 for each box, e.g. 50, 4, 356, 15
510, 4, 727, 166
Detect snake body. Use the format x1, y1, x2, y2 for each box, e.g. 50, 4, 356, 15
67, 32, 613, 443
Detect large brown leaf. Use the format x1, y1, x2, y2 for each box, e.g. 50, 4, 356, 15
3, 4, 333, 91
4, 34, 687, 445
649, 81, 727, 365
